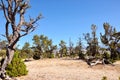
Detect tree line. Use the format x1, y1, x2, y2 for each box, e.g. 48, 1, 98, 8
1, 23, 120, 63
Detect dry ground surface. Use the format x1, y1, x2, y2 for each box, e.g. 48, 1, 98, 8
17, 58, 120, 80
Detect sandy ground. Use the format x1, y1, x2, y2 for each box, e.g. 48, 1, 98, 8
17, 58, 120, 80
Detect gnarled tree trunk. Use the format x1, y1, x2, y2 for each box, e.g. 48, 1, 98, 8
0, 48, 14, 78
0, 0, 41, 79
0, 32, 19, 78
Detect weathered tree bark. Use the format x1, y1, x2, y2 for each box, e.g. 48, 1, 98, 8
0, 48, 14, 78
0, 31, 20, 78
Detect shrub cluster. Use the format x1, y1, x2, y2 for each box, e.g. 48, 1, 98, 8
6, 51, 28, 77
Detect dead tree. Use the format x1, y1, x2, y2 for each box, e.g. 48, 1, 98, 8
0, 0, 42, 78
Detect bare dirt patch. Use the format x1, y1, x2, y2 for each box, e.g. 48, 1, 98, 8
17, 59, 120, 80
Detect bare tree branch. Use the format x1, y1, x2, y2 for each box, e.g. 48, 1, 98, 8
20, 14, 42, 37
31, 14, 42, 24
13, 0, 19, 16
0, 34, 6, 37
7, 0, 13, 21
5, 21, 11, 42
1, 0, 11, 22
17, 13, 24, 29
20, 26, 35, 37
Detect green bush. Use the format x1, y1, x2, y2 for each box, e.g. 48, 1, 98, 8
33, 53, 41, 60
0, 50, 6, 57
109, 59, 116, 63
48, 53, 54, 58
41, 52, 54, 58
55, 53, 60, 58
6, 51, 28, 77
78, 52, 85, 59
103, 52, 110, 59
19, 52, 26, 59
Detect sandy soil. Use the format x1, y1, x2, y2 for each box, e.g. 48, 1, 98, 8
17, 58, 120, 80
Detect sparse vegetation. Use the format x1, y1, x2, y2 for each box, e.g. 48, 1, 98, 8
0, 0, 120, 79
17, 59, 120, 80
0, 23, 120, 79
6, 51, 28, 77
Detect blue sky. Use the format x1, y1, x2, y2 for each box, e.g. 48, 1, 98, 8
0, 0, 120, 48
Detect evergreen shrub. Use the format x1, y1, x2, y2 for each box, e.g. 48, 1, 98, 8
6, 51, 28, 77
